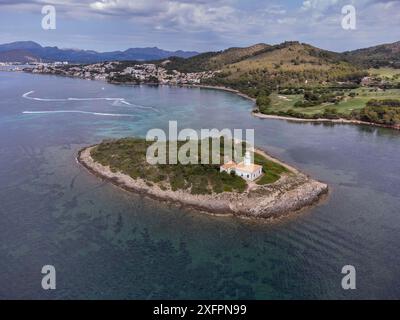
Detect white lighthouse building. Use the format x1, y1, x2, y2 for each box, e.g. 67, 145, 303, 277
220, 151, 263, 181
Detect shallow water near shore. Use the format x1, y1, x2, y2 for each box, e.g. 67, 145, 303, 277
1, 72, 400, 299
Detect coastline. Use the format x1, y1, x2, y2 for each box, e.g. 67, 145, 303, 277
190, 84, 400, 131
22, 70, 399, 131
185, 84, 257, 103
252, 111, 400, 130
77, 145, 328, 220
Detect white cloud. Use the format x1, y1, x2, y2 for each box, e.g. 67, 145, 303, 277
301, 0, 347, 12
89, 0, 167, 15
87, 0, 241, 33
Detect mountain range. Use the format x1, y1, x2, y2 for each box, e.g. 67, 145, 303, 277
1, 40, 400, 72
0, 41, 199, 63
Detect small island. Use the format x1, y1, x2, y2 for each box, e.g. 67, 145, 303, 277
77, 138, 328, 219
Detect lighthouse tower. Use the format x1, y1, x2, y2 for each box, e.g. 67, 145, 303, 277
244, 151, 252, 166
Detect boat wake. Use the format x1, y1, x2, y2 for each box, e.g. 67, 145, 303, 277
22, 91, 66, 102
22, 110, 135, 117
113, 100, 160, 112
23, 90, 128, 102
22, 91, 159, 112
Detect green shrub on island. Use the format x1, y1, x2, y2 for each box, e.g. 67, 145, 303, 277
91, 138, 267, 195
90, 138, 291, 194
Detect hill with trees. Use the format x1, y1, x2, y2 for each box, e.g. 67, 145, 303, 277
342, 41, 400, 69
205, 42, 366, 97
162, 43, 270, 73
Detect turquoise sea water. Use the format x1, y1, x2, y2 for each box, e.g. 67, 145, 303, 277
1, 72, 400, 299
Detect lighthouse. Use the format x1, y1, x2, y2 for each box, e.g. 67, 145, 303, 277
220, 150, 263, 181
244, 151, 252, 166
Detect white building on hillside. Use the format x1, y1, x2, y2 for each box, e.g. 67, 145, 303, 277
220, 151, 263, 181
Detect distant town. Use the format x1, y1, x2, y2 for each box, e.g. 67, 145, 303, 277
4, 61, 218, 85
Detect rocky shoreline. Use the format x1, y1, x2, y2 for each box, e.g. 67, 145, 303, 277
77, 145, 328, 220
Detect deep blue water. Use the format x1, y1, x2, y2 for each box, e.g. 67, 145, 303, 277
1, 71, 400, 299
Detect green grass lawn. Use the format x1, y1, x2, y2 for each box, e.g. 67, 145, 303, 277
267, 88, 400, 116
254, 153, 289, 185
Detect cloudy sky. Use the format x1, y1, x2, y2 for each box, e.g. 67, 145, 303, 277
0, 0, 399, 52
